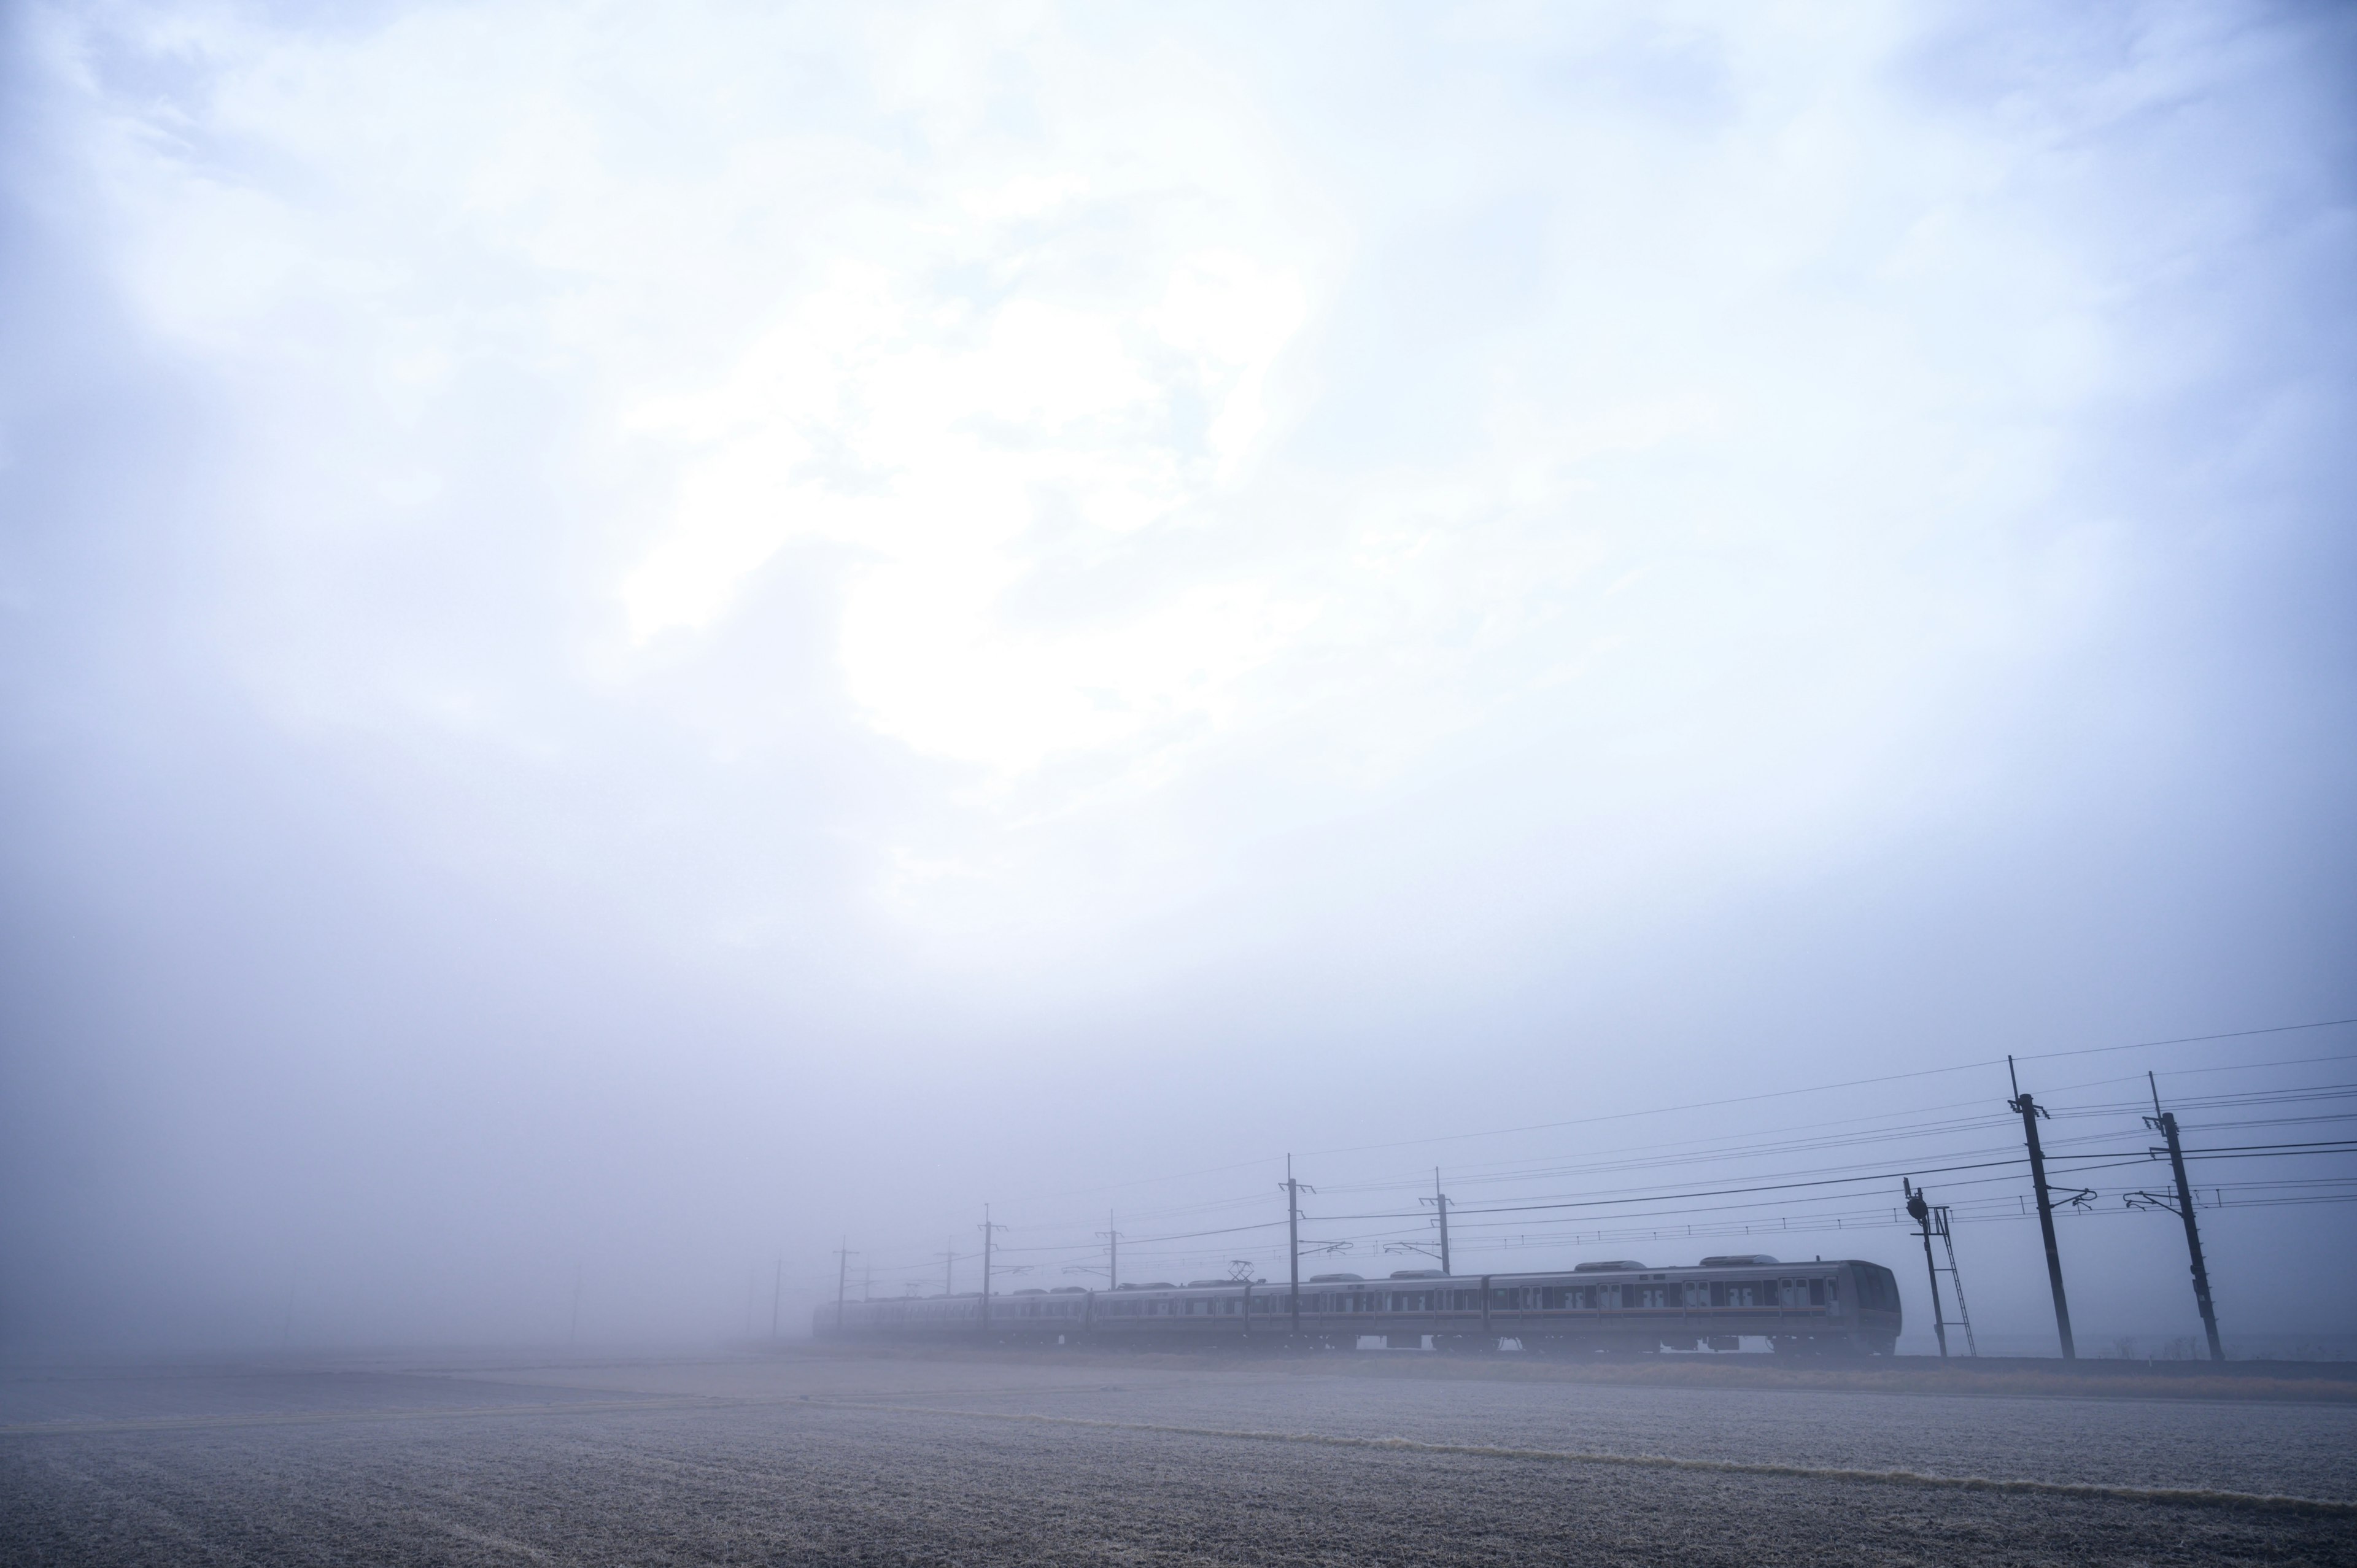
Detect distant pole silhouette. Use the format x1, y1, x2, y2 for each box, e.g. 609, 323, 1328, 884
1096, 1211, 1120, 1292
979, 1207, 1007, 1337
1434, 1169, 1452, 1276
1285, 1156, 1302, 1337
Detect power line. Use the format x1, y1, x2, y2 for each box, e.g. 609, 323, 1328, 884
837, 1018, 2357, 1286
1295, 1018, 2357, 1163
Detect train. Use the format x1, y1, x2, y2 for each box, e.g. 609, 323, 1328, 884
815, 1254, 1903, 1356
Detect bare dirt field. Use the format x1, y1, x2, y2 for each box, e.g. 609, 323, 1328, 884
5, 1345, 2354, 1566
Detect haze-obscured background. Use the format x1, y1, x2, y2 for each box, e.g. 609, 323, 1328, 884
3, 1, 2352, 1358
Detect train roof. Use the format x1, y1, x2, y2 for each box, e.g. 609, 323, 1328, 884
1056, 1259, 1881, 1292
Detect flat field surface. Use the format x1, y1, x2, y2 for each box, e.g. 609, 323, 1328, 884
5, 1345, 2355, 1565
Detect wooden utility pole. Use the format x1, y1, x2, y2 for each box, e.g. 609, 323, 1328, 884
2008, 1057, 2075, 1359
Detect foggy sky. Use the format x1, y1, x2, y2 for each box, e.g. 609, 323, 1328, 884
2, 1, 2353, 1355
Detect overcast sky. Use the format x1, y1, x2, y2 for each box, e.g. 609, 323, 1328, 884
3, 1, 2352, 1353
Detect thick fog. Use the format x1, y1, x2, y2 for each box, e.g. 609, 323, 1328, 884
2, 2, 2352, 1358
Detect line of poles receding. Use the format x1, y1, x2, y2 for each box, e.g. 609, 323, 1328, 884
814, 1051, 2354, 1359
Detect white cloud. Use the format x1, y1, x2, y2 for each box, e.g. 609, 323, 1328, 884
28, 0, 2337, 960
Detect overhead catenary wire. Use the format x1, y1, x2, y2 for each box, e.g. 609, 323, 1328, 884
821, 1019, 2356, 1293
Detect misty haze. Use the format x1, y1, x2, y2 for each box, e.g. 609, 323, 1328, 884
4, 2, 2355, 1564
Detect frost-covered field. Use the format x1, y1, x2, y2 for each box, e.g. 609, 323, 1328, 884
5, 1348, 2354, 1565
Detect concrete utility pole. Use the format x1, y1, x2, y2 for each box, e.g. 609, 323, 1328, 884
770, 1257, 783, 1340
1904, 1180, 1948, 1358
1284, 1156, 1304, 1337
941, 1242, 956, 1298
833, 1242, 854, 1332
1096, 1211, 1120, 1292
979, 1206, 1006, 1336
2144, 1073, 2225, 1362
1433, 1169, 1452, 1276
2008, 1057, 2076, 1359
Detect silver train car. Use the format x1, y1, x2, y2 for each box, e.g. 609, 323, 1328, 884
816, 1254, 1902, 1356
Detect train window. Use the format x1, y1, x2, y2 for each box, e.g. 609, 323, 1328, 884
1809, 1279, 1825, 1307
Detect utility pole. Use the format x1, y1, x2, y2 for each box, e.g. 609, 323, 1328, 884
941, 1241, 956, 1297
1433, 1169, 1452, 1275
979, 1206, 1006, 1337
832, 1241, 854, 1333
1904, 1180, 1948, 1358
1096, 1211, 1121, 1292
770, 1256, 783, 1340
2134, 1072, 2224, 1362
2008, 1056, 2075, 1359
1281, 1156, 1312, 1337
570, 1269, 582, 1345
